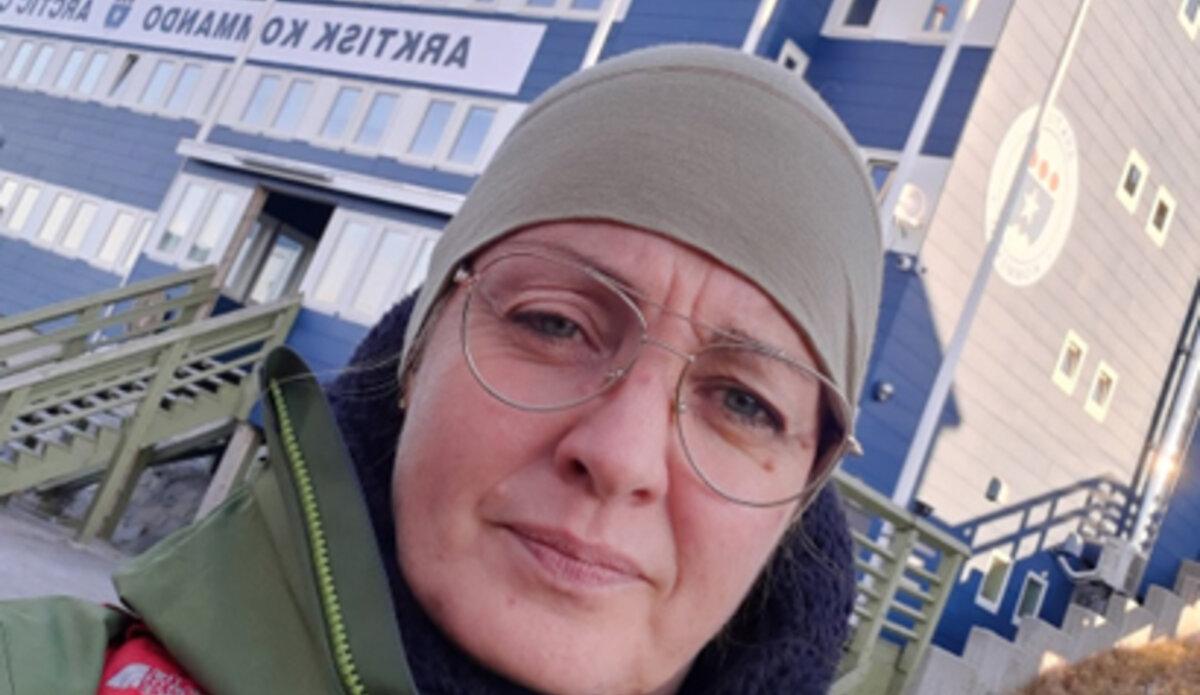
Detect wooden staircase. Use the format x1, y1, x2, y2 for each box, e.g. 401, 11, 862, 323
0, 283, 299, 542
831, 471, 971, 695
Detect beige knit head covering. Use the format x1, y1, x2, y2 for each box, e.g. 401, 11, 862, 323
402, 43, 882, 429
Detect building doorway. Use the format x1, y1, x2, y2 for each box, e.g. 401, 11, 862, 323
223, 190, 334, 305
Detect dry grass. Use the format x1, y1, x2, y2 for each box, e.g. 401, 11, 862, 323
1013, 638, 1200, 695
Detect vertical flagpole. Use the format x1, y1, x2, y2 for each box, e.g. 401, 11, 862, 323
891, 0, 1094, 506
196, 0, 278, 143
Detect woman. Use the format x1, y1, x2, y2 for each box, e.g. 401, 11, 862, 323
0, 44, 880, 695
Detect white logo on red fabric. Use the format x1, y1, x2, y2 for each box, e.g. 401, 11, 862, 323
104, 662, 203, 695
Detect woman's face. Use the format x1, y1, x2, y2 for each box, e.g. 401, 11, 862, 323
393, 222, 823, 695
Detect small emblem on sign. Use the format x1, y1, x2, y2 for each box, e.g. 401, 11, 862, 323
106, 0, 134, 30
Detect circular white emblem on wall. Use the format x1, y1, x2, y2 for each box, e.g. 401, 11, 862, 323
984, 105, 1079, 287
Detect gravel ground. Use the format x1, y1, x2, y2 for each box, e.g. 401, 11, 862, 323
0, 504, 121, 604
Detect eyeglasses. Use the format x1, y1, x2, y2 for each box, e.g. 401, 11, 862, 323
454, 250, 856, 508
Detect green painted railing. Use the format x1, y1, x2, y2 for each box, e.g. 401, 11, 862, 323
831, 470, 970, 695
0, 266, 218, 378
0, 296, 300, 541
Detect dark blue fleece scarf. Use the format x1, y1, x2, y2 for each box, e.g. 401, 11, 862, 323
328, 293, 854, 695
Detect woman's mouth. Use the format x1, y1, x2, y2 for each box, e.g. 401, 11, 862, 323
505, 524, 645, 590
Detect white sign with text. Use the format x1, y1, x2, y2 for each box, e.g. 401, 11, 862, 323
0, 0, 546, 94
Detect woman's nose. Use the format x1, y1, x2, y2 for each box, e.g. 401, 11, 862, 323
551, 349, 681, 505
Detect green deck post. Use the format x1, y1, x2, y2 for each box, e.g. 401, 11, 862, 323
77, 339, 190, 543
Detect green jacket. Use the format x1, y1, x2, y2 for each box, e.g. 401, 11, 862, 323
0, 349, 420, 695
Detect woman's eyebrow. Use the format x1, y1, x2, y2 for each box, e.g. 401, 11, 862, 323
712, 326, 807, 366
513, 241, 642, 291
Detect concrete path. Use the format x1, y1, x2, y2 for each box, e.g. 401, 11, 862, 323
0, 505, 120, 604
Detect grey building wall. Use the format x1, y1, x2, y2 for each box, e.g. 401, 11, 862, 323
915, 0, 1200, 558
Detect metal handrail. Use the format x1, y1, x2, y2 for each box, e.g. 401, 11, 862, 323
832, 470, 971, 695
0, 266, 218, 377
0, 295, 300, 541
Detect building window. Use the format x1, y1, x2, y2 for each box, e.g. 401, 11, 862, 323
976, 552, 1012, 612
571, 0, 603, 8
922, 0, 964, 33
24, 44, 54, 86
61, 201, 97, 252
1180, 0, 1200, 39
186, 190, 240, 263
777, 39, 809, 76
272, 78, 313, 133
351, 229, 416, 315
404, 237, 435, 296
409, 99, 455, 157
158, 183, 209, 254
1012, 572, 1048, 625
166, 63, 202, 113
448, 105, 496, 165
5, 41, 34, 81
140, 59, 176, 108
6, 185, 41, 232
0, 179, 18, 218
1145, 186, 1175, 248
843, 0, 880, 26
313, 220, 371, 305
77, 51, 109, 96
54, 48, 86, 91
1085, 362, 1118, 422
98, 212, 136, 265
36, 193, 74, 244
1117, 149, 1149, 214
354, 92, 397, 147
1052, 330, 1088, 395
242, 74, 281, 127
321, 86, 363, 141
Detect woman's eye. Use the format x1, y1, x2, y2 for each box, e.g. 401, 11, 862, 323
512, 311, 582, 340
720, 387, 783, 431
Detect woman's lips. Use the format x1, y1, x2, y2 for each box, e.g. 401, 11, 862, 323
505, 524, 645, 589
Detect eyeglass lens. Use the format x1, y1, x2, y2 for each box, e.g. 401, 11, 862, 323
461, 252, 845, 507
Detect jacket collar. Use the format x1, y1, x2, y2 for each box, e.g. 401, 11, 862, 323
115, 347, 419, 695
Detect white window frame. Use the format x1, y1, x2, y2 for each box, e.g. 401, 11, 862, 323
0, 171, 152, 272
1180, 0, 1200, 40
163, 61, 205, 115
265, 74, 319, 138
823, 0, 883, 38
20, 42, 57, 89
1012, 572, 1048, 626
5, 182, 48, 237
300, 209, 441, 323
1085, 361, 1119, 423
31, 191, 79, 248
344, 87, 405, 156
312, 80, 375, 150
236, 67, 289, 133
1145, 186, 1176, 249
1116, 149, 1149, 214
777, 39, 810, 76
145, 175, 254, 269
975, 551, 1012, 613
1052, 329, 1088, 395
50, 45, 87, 94
2, 39, 36, 83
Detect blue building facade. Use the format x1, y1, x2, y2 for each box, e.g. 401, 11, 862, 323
3, 0, 1199, 669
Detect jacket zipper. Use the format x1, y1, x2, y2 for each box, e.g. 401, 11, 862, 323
269, 380, 368, 695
